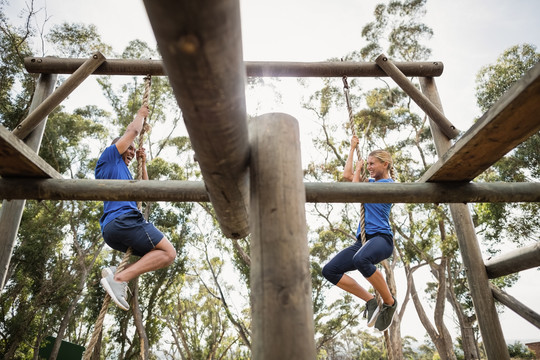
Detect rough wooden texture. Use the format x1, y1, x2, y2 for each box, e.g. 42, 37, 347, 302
421, 77, 510, 359
24, 56, 445, 77
490, 283, 540, 329
419, 77, 452, 157
13, 52, 105, 139
249, 113, 316, 360
485, 242, 540, 279
0, 125, 63, 179
143, 0, 249, 239
420, 62, 540, 182
376, 54, 459, 139
0, 73, 58, 291
1, 179, 539, 203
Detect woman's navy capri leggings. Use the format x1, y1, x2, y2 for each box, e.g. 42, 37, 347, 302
322, 233, 394, 284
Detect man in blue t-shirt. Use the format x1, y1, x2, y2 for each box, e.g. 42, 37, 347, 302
95, 105, 176, 311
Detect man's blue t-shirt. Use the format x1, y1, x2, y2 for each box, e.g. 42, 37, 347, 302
356, 178, 394, 238
95, 144, 138, 231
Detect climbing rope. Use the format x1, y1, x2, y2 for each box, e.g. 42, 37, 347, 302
137, 75, 152, 211
84, 75, 152, 360
342, 75, 371, 245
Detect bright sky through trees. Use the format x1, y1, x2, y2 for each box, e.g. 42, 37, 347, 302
5, 0, 540, 344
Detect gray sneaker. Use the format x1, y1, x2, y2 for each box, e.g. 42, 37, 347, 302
364, 298, 380, 327
101, 266, 117, 278
375, 296, 397, 332
100, 269, 129, 311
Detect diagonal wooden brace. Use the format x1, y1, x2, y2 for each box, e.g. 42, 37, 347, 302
376, 54, 460, 139
13, 51, 106, 140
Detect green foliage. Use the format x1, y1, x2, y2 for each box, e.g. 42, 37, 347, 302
473, 44, 540, 244
507, 341, 536, 359
360, 0, 432, 61
475, 44, 540, 113
46, 22, 113, 57
0, 6, 35, 130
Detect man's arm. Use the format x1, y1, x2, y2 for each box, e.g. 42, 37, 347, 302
115, 106, 149, 154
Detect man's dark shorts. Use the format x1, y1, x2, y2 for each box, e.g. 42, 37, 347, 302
103, 210, 164, 257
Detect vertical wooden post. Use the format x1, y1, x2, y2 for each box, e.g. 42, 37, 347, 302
420, 77, 510, 359
13, 53, 105, 140
0, 73, 58, 290
249, 113, 316, 360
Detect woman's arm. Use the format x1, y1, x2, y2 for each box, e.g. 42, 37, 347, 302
343, 135, 359, 181
352, 157, 365, 183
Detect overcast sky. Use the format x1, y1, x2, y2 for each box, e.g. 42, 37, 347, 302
5, 0, 540, 345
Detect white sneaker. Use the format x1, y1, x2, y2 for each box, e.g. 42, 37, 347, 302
100, 268, 129, 311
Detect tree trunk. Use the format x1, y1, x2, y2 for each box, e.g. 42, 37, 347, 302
446, 262, 481, 359
432, 258, 457, 360
131, 278, 149, 359
407, 265, 456, 360
49, 243, 103, 360
381, 258, 404, 360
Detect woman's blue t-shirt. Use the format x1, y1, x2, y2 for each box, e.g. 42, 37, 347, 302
95, 144, 138, 231
356, 178, 394, 238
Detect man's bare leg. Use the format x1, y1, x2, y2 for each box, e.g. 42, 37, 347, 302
114, 237, 176, 282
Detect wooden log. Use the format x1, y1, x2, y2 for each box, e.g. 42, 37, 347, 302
490, 283, 540, 329
1, 179, 539, 203
419, 77, 452, 157
0, 73, 57, 291
142, 0, 249, 239
420, 62, 540, 183
421, 77, 510, 359
485, 242, 540, 279
249, 113, 316, 360
13, 52, 105, 140
24, 56, 445, 78
376, 54, 459, 139
0, 124, 63, 179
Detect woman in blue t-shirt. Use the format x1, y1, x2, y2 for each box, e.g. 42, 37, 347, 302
322, 135, 397, 332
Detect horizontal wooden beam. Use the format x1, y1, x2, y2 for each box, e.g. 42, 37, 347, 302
13, 52, 106, 140
376, 54, 459, 139
0, 179, 538, 203
0, 125, 63, 179
420, 62, 540, 182
485, 242, 540, 279
24, 57, 445, 78
490, 283, 540, 329
142, 0, 249, 239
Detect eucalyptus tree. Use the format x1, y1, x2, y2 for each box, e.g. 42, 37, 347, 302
473, 44, 540, 245
301, 0, 482, 358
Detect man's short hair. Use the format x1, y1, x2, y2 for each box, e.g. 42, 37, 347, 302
111, 136, 121, 145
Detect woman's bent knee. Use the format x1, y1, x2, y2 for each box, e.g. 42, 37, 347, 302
322, 264, 341, 285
